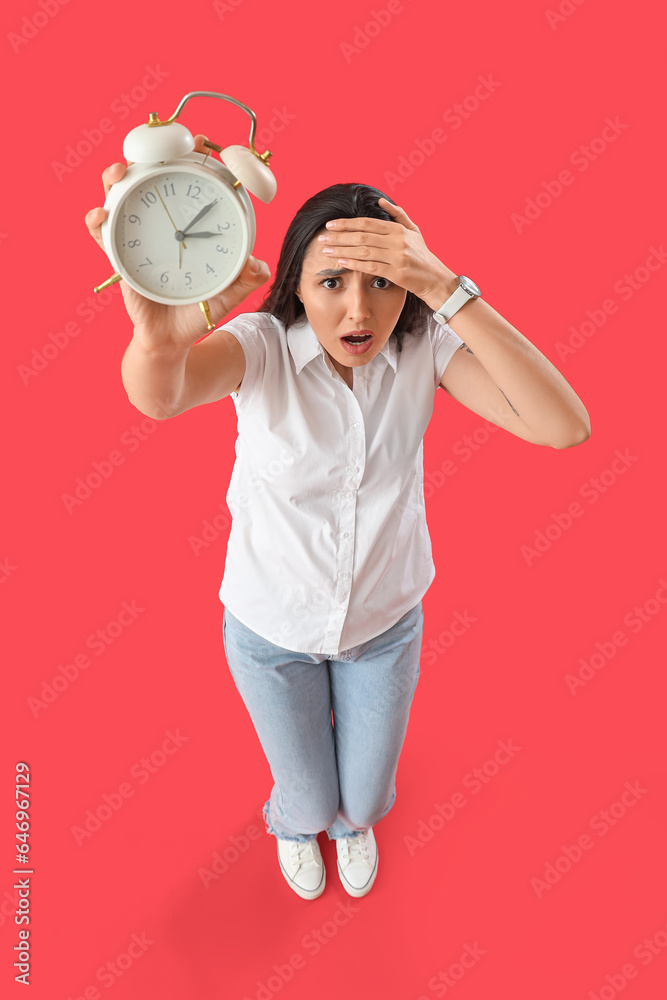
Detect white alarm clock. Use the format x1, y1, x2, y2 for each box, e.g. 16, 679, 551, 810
94, 91, 277, 329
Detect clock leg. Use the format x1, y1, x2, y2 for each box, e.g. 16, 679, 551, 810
93, 273, 122, 294
199, 300, 215, 331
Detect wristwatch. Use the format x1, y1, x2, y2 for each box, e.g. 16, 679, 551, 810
433, 275, 481, 325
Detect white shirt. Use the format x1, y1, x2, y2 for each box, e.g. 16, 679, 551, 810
217, 310, 464, 655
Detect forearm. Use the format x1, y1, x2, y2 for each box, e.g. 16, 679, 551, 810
425, 275, 591, 446
120, 332, 191, 420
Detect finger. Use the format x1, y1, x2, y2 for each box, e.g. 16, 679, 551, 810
325, 216, 395, 235
378, 197, 420, 231
85, 206, 107, 249
326, 254, 394, 277
193, 133, 210, 155
320, 230, 393, 250
320, 244, 393, 271
102, 161, 127, 198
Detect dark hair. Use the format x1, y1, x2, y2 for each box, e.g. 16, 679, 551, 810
256, 182, 433, 352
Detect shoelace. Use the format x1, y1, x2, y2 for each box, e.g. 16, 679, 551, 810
287, 839, 321, 875
338, 833, 372, 869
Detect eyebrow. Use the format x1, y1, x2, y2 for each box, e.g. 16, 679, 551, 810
313, 267, 352, 277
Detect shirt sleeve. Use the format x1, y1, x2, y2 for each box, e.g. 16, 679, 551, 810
218, 311, 267, 414
427, 313, 465, 390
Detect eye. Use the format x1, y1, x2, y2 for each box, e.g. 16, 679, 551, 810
319, 276, 393, 290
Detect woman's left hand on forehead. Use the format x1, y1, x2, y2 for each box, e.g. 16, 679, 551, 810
318, 197, 455, 301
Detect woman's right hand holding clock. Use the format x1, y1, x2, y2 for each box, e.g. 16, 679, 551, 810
84, 134, 271, 353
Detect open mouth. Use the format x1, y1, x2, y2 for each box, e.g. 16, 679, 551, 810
342, 334, 372, 344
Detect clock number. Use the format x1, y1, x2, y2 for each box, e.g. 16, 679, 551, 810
184, 272, 192, 286
217, 222, 230, 231
128, 239, 141, 248
216, 244, 229, 253
140, 192, 157, 208
128, 214, 141, 225
162, 182, 176, 197
205, 264, 216, 275
138, 258, 153, 267
186, 184, 201, 199
160, 272, 169, 284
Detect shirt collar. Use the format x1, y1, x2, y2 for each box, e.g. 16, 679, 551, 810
286, 314, 397, 375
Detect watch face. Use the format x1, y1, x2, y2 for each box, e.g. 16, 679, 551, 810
110, 164, 250, 303
460, 275, 480, 297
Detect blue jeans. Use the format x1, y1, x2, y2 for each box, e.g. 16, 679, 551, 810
222, 602, 423, 842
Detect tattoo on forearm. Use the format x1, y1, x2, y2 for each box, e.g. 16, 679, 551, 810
499, 387, 520, 417
456, 341, 519, 416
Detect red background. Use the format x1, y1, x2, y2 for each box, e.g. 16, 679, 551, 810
2, 0, 666, 997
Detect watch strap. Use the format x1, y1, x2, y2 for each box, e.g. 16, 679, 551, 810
433, 277, 479, 325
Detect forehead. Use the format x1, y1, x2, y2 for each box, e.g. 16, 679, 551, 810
301, 228, 351, 278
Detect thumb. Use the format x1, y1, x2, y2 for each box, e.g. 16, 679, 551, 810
238, 254, 270, 285
247, 254, 270, 274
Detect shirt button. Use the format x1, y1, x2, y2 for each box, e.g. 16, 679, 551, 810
338, 604, 345, 611
345, 491, 353, 499
344, 532, 350, 539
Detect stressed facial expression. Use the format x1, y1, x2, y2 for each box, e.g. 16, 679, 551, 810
295, 228, 407, 371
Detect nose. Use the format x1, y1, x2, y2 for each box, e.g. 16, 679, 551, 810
345, 275, 372, 325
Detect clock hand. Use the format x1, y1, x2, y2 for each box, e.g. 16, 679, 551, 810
177, 231, 219, 238
181, 198, 218, 236
154, 185, 187, 250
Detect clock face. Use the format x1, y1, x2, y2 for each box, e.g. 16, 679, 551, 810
110, 165, 250, 303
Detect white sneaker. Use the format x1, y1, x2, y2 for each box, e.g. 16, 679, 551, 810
277, 836, 326, 900
336, 827, 378, 897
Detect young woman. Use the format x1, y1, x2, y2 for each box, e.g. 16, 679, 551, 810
86, 135, 590, 902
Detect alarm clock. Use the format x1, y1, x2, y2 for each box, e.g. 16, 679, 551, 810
93, 90, 277, 329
